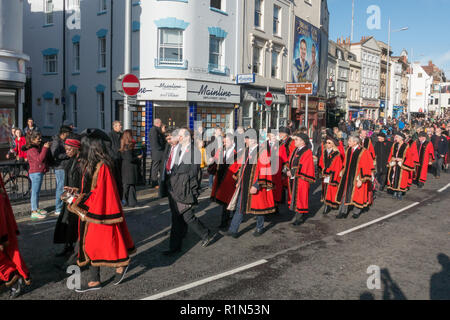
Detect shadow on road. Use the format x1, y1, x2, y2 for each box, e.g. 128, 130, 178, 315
430, 253, 450, 300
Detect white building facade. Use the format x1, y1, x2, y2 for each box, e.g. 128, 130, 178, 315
408, 63, 433, 114
0, 0, 29, 154
350, 37, 381, 119
388, 60, 403, 119
23, 0, 142, 137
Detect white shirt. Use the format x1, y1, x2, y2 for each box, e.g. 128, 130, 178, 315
224, 144, 235, 160
167, 144, 180, 172
177, 143, 190, 166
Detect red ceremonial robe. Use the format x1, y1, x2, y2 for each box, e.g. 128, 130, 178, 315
335, 147, 374, 209
319, 149, 343, 209
386, 142, 416, 192
228, 146, 275, 215
415, 140, 435, 183
267, 141, 284, 203
211, 148, 242, 205
0, 175, 30, 285
406, 139, 419, 187
72, 163, 135, 267
288, 147, 316, 214
338, 141, 346, 160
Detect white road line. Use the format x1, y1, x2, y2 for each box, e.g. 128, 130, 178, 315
337, 202, 421, 237
29, 219, 57, 225
123, 205, 150, 211
437, 183, 450, 193
141, 259, 268, 300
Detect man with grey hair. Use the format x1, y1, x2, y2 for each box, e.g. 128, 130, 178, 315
335, 135, 374, 219
162, 128, 218, 255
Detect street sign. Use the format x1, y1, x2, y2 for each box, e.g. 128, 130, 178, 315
265, 91, 273, 107
285, 83, 313, 95
236, 73, 255, 84
126, 96, 137, 105
122, 74, 140, 96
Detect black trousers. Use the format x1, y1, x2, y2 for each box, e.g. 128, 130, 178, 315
150, 159, 162, 186
376, 172, 387, 190
88, 265, 101, 283
123, 184, 137, 207
167, 192, 209, 251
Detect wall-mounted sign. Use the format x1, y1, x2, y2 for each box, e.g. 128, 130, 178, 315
187, 81, 240, 103
137, 80, 187, 101
236, 74, 255, 84
243, 90, 287, 104
285, 83, 313, 95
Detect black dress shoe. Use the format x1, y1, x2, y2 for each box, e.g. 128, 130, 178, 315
162, 248, 181, 256
396, 193, 403, 200
253, 229, 264, 237
336, 211, 346, 219
352, 210, 362, 219
9, 278, 24, 299
225, 231, 239, 238
291, 214, 307, 226
323, 206, 331, 215
201, 232, 219, 247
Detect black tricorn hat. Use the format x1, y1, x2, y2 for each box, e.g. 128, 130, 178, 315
418, 132, 427, 138
81, 128, 111, 142
325, 134, 339, 146
279, 126, 290, 134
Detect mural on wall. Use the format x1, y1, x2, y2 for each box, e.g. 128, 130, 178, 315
292, 16, 321, 96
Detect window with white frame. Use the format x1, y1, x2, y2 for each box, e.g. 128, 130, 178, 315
99, 0, 107, 12
98, 92, 105, 130
98, 37, 106, 69
44, 0, 53, 25
209, 35, 223, 68
73, 42, 80, 72
44, 54, 57, 73
71, 93, 78, 127
255, 0, 263, 28
273, 5, 281, 35
210, 0, 221, 10
158, 28, 183, 64
253, 46, 262, 75
271, 51, 279, 78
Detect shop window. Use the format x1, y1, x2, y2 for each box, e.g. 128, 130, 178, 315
197, 108, 232, 131
158, 28, 184, 65
0, 89, 17, 147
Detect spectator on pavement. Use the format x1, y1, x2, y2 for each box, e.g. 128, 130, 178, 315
120, 130, 141, 208
149, 118, 167, 189
24, 131, 50, 220
51, 126, 72, 216
109, 121, 123, 198
24, 118, 40, 136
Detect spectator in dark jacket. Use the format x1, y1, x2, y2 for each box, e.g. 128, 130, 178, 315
120, 130, 142, 207
24, 118, 40, 136
432, 128, 449, 178
149, 118, 167, 188
24, 131, 50, 220
51, 126, 72, 216
109, 121, 123, 198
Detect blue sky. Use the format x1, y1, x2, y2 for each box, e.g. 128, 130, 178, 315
328, 0, 450, 76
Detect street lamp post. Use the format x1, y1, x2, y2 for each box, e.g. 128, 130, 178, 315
385, 19, 408, 120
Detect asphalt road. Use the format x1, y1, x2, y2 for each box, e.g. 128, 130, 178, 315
1, 173, 449, 300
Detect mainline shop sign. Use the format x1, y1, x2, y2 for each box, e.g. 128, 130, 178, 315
187, 80, 240, 103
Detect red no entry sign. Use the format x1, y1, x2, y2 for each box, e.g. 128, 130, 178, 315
265, 91, 273, 107
122, 74, 140, 96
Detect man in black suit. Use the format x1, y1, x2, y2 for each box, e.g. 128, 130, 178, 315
149, 118, 167, 188
108, 121, 123, 199
162, 128, 218, 256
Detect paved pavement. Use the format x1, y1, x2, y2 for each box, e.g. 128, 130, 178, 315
1, 173, 449, 300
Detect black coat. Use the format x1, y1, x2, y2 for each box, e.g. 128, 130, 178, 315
109, 131, 122, 158
149, 126, 166, 161
53, 156, 81, 244
120, 149, 140, 185
374, 140, 392, 174
167, 144, 200, 205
